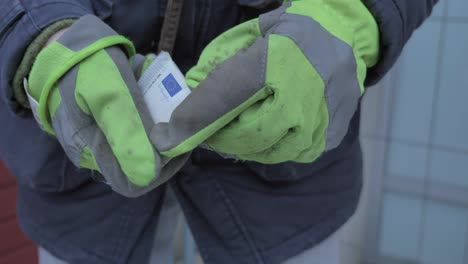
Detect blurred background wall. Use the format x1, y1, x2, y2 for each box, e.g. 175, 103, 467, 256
341, 0, 468, 263
0, 162, 37, 264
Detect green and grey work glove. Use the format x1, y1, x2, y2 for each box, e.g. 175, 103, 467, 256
154, 0, 380, 164
24, 16, 191, 197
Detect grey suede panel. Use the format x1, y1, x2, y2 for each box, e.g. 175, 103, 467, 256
258, 2, 289, 35
270, 13, 361, 151
148, 152, 190, 189
130, 54, 146, 79
151, 37, 268, 152
57, 15, 117, 51
52, 102, 86, 168
52, 103, 85, 167
53, 67, 91, 168
105, 47, 190, 195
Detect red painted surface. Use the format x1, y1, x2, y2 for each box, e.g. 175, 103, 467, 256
0, 161, 37, 264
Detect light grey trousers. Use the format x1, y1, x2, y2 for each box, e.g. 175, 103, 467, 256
39, 189, 341, 264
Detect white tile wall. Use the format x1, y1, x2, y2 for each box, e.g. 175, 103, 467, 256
421, 201, 468, 264
447, 0, 468, 18
434, 22, 468, 150
379, 193, 423, 261
387, 143, 428, 179
430, 149, 468, 187
390, 21, 442, 144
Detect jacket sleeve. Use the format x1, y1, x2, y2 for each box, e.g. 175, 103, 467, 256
362, 0, 439, 85
0, 1, 96, 191
0, 0, 95, 112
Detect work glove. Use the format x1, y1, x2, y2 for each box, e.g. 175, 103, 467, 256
154, 0, 380, 163
25, 15, 190, 197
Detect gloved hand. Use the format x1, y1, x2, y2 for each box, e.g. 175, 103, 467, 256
156, 0, 380, 164
26, 15, 189, 197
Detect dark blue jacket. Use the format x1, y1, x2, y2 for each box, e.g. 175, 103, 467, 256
0, 0, 438, 263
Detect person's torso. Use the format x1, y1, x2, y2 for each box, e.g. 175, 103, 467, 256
13, 1, 363, 263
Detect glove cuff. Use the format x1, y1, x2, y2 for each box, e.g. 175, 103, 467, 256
28, 15, 136, 134
12, 19, 75, 109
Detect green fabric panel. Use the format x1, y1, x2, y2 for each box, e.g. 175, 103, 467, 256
160, 87, 272, 157
13, 19, 75, 109
207, 34, 327, 163
28, 42, 73, 102
79, 146, 100, 171
48, 86, 62, 118
28, 36, 135, 134
287, 0, 379, 92
28, 42, 75, 134
185, 18, 261, 89
75, 50, 155, 186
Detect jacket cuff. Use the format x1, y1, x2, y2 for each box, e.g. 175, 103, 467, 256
0, 1, 92, 114
13, 19, 75, 109
362, 0, 439, 86
362, 0, 403, 86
